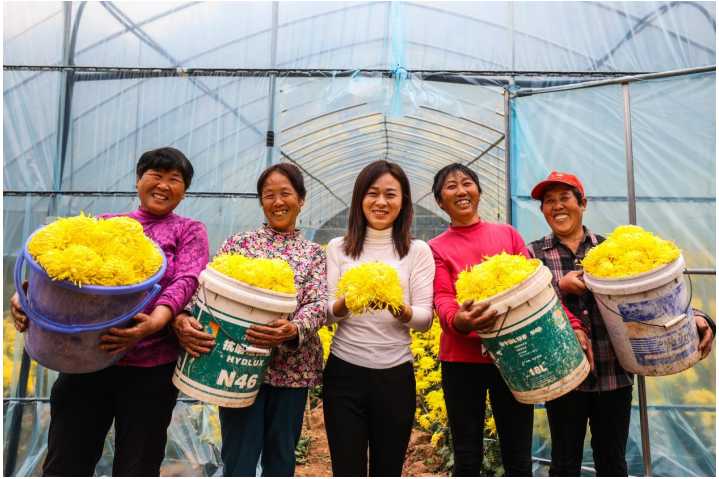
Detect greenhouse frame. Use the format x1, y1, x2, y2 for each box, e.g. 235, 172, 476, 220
3, 1, 716, 476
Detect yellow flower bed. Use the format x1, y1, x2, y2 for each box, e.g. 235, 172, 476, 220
209, 253, 296, 294
582, 225, 681, 278
337, 261, 404, 315
28, 213, 163, 287
455, 252, 541, 303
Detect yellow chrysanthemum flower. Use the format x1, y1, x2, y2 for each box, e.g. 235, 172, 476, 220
455, 252, 541, 303
336, 261, 404, 315
27, 213, 163, 287
582, 225, 681, 278
209, 253, 296, 294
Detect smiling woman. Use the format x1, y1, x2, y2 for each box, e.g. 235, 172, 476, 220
172, 162, 327, 477
8, 147, 210, 476
323, 160, 436, 477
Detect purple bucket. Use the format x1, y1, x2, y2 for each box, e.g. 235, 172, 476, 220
14, 229, 167, 373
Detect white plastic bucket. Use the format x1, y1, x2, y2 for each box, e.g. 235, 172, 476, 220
479, 266, 590, 404
172, 267, 297, 407
584, 255, 699, 376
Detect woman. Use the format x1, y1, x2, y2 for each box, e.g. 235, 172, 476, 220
173, 162, 327, 477
324, 160, 435, 477
10, 147, 209, 476
528, 171, 715, 476
428, 163, 588, 477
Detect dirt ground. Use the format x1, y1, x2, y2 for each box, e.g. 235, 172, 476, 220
295, 403, 448, 477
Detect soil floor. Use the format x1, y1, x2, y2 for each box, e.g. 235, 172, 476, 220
295, 403, 448, 477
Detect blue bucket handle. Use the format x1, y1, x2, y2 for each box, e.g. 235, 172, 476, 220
14, 252, 163, 334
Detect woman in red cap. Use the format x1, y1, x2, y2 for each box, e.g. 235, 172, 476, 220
527, 171, 715, 476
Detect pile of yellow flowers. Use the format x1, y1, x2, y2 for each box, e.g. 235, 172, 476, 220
582, 225, 681, 278
455, 252, 541, 303
28, 213, 163, 287
336, 262, 404, 315
209, 253, 296, 294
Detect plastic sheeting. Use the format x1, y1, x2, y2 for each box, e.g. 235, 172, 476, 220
3, 2, 715, 71
511, 71, 716, 476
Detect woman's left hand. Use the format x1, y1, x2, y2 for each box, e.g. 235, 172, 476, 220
696, 315, 714, 359
99, 306, 171, 354
246, 319, 298, 349
390, 304, 412, 324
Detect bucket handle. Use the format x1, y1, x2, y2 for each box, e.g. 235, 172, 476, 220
199, 284, 271, 354
593, 272, 694, 329
14, 252, 162, 334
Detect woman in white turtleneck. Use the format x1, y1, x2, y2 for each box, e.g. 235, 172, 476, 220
323, 160, 435, 477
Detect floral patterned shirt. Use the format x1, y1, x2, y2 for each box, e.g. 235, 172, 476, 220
217, 224, 327, 388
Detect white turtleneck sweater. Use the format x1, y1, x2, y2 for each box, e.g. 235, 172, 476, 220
326, 227, 435, 369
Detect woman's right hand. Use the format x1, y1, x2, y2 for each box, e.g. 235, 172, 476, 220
559, 271, 587, 295
172, 312, 216, 357
453, 300, 498, 334
10, 291, 28, 333
332, 297, 350, 318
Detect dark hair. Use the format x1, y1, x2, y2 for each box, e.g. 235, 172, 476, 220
343, 160, 413, 259
539, 185, 584, 207
431, 163, 482, 204
136, 147, 194, 189
256, 163, 307, 200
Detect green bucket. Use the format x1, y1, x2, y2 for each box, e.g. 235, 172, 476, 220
172, 268, 297, 408
478, 266, 590, 404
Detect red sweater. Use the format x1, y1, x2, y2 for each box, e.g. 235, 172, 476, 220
428, 220, 582, 364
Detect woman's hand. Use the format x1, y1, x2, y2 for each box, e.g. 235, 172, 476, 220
696, 315, 714, 359
574, 329, 595, 371
172, 312, 216, 357
332, 297, 349, 318
10, 291, 28, 333
390, 304, 412, 324
99, 305, 172, 355
453, 300, 498, 334
246, 319, 298, 349
559, 271, 587, 295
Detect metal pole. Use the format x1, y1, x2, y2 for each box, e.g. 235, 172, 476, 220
516, 65, 715, 97
266, 1, 279, 167
504, 83, 513, 225
623, 82, 652, 477
4, 350, 32, 476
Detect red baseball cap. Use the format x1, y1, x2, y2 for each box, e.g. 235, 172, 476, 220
530, 171, 585, 200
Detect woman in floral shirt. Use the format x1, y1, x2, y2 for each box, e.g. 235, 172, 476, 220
173, 163, 327, 477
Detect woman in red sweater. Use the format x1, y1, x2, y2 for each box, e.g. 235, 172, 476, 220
428, 163, 588, 477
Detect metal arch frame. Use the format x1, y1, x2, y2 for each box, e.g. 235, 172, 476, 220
302, 138, 504, 182
594, 1, 716, 69
282, 112, 385, 148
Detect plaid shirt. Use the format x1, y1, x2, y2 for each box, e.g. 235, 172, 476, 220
527, 227, 634, 392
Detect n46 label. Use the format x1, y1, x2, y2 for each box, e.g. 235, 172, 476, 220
216, 370, 259, 389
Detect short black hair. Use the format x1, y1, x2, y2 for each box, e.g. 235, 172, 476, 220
431, 163, 482, 204
136, 147, 194, 189
257, 163, 307, 200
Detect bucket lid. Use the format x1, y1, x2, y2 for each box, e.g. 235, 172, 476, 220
198, 267, 298, 314
584, 254, 685, 296
476, 265, 554, 315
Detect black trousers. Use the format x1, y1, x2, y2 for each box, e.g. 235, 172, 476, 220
322, 354, 416, 477
546, 386, 633, 477
43, 362, 178, 477
441, 361, 534, 477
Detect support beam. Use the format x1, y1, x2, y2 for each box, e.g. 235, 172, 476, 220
623, 82, 652, 478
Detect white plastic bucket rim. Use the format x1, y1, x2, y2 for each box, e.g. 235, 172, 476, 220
584, 255, 685, 296
200, 267, 297, 314
473, 264, 553, 318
